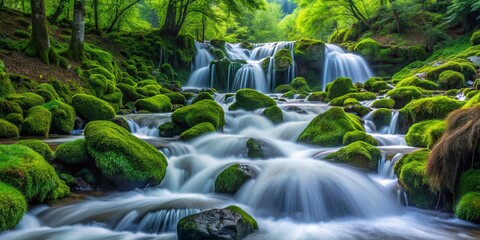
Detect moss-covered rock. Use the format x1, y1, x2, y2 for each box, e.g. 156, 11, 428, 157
111, 116, 130, 132
471, 31, 480, 46
327, 77, 357, 100
3, 113, 22, 126
343, 98, 360, 106
158, 122, 179, 137
0, 118, 19, 138
290, 77, 310, 92
16, 139, 53, 161
372, 98, 395, 109
0, 99, 22, 118
387, 86, 423, 108
191, 92, 214, 104
229, 89, 276, 111
54, 139, 91, 166
396, 76, 438, 90
354, 38, 380, 59
400, 96, 463, 126
0, 65, 14, 98
307, 91, 326, 102
164, 92, 186, 105
21, 106, 52, 136
438, 70, 465, 90
37, 83, 60, 102
325, 141, 381, 171
364, 77, 391, 92
72, 94, 116, 122
179, 122, 215, 141
394, 149, 436, 209
426, 61, 476, 82
458, 169, 480, 199
343, 131, 378, 146
282, 90, 296, 99
0, 144, 69, 202
297, 107, 363, 147
85, 121, 168, 189
463, 92, 480, 108
274, 85, 293, 93
274, 49, 292, 71
329, 92, 377, 106
455, 192, 480, 223
0, 182, 27, 231
172, 99, 225, 131
42, 100, 75, 135
372, 108, 392, 129
262, 105, 283, 124
9, 92, 45, 111
134, 94, 172, 113
405, 120, 445, 149
215, 164, 255, 194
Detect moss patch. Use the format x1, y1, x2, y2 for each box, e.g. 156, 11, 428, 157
229, 89, 276, 111
0, 182, 27, 231
327, 77, 357, 100
215, 164, 253, 194
455, 192, 480, 223
262, 105, 283, 124
387, 86, 423, 108
16, 139, 53, 161
21, 106, 52, 136
343, 131, 378, 146
400, 96, 463, 126
0, 118, 19, 138
372, 98, 395, 109
54, 139, 91, 165
172, 99, 225, 130
405, 120, 445, 149
135, 95, 172, 113
325, 141, 381, 171
179, 122, 215, 141
72, 94, 116, 122
42, 100, 75, 135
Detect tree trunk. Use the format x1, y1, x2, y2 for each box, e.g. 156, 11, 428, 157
393, 10, 401, 33
29, 0, 51, 64
93, 0, 99, 34
67, 0, 85, 60
49, 0, 68, 24
201, 15, 206, 42
162, 0, 181, 36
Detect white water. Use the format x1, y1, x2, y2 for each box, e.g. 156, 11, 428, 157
3, 96, 479, 240
322, 44, 374, 90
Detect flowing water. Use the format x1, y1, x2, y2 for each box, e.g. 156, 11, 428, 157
2, 94, 479, 240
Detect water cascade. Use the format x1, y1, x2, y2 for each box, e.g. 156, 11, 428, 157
322, 44, 374, 89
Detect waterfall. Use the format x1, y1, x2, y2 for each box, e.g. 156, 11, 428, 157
193, 42, 214, 70
124, 113, 172, 138
388, 111, 400, 135
322, 44, 373, 90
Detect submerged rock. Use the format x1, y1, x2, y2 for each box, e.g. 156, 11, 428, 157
177, 205, 258, 240
262, 105, 283, 124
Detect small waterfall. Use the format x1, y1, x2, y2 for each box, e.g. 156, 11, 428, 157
388, 111, 399, 135
193, 42, 214, 70
232, 61, 269, 93
378, 153, 403, 179
124, 113, 172, 137
322, 44, 373, 90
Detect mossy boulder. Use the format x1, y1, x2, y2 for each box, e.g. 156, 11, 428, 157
53, 139, 92, 166
396, 76, 438, 90
0, 69, 14, 98
85, 121, 168, 189
111, 116, 130, 132
37, 83, 60, 102
405, 120, 445, 149
274, 49, 292, 71
363, 78, 390, 92
4, 113, 23, 126
42, 100, 75, 135
135, 94, 172, 113
262, 105, 283, 124
400, 96, 463, 126
179, 122, 216, 141
325, 141, 381, 171
0, 99, 22, 117
16, 139, 53, 161
343, 98, 360, 106
72, 94, 116, 122
177, 205, 258, 240
471, 30, 480, 46
394, 149, 436, 209
0, 182, 27, 231
0, 144, 69, 202
307, 91, 326, 102
372, 108, 392, 129
455, 192, 480, 223
21, 106, 52, 136
172, 99, 225, 131
282, 90, 296, 99
327, 77, 357, 100
158, 122, 179, 137
229, 89, 276, 111
297, 107, 363, 147
458, 169, 480, 199
438, 70, 465, 90
290, 77, 310, 92
426, 61, 476, 82
9, 92, 45, 111
0, 118, 19, 138
354, 38, 380, 59
164, 92, 186, 105
329, 92, 376, 106
215, 164, 255, 194
343, 131, 378, 146
463, 92, 480, 108
387, 86, 423, 108
274, 85, 293, 93
191, 92, 213, 104
372, 98, 395, 109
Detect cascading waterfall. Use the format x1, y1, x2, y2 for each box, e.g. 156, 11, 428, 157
187, 42, 215, 88
322, 44, 374, 90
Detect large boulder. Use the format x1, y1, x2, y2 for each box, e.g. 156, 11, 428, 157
0, 182, 27, 231
43, 100, 76, 135
16, 139, 54, 161
262, 105, 283, 124
229, 89, 276, 111
53, 139, 92, 166
400, 96, 463, 128
405, 120, 445, 149
85, 121, 168, 189
172, 99, 225, 130
387, 86, 422, 108
72, 94, 116, 122
177, 205, 258, 240
215, 164, 255, 194
135, 94, 172, 113
327, 77, 357, 100
297, 107, 364, 147
21, 106, 52, 136
325, 141, 381, 171
0, 118, 19, 138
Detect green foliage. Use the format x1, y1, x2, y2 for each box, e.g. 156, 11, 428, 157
172, 100, 225, 130
215, 164, 252, 194
14, 30, 30, 39
262, 105, 283, 124
54, 139, 91, 165
0, 118, 19, 138
458, 169, 480, 199
438, 70, 465, 90
325, 141, 381, 171
400, 96, 463, 126
405, 120, 445, 149
445, 0, 480, 29
16, 139, 53, 162
21, 106, 52, 137
455, 192, 480, 223
179, 122, 216, 141
327, 77, 357, 100
396, 76, 438, 90
135, 95, 172, 113
343, 131, 378, 146
72, 94, 116, 122
42, 100, 75, 135
0, 182, 27, 231
372, 98, 395, 109
387, 86, 423, 108
229, 89, 276, 111
472, 30, 480, 46
85, 121, 167, 189
297, 107, 363, 147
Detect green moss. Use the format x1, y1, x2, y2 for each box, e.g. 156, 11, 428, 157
455, 192, 480, 223
290, 77, 310, 92
343, 131, 378, 146
372, 108, 392, 128
229, 89, 276, 111
0, 144, 69, 202
0, 72, 15, 98
325, 141, 381, 171
42, 100, 75, 135
191, 92, 213, 104
0, 182, 27, 231
16, 139, 53, 161
274, 49, 292, 71
463, 92, 480, 108
165, 92, 186, 105
387, 86, 423, 108
225, 205, 259, 230
466, 90, 479, 99
37, 83, 60, 102
307, 91, 326, 102
372, 98, 395, 109
400, 96, 463, 126
0, 99, 22, 117
172, 100, 225, 130
297, 107, 363, 147
9, 92, 45, 111
282, 90, 296, 99
405, 120, 445, 149
354, 38, 380, 59
329, 92, 376, 106
0, 118, 19, 138
158, 122, 179, 137
54, 139, 91, 165
117, 83, 144, 103
215, 164, 253, 194
343, 98, 360, 106
426, 61, 476, 82
274, 85, 293, 93
327, 77, 357, 100
135, 95, 172, 113
458, 169, 480, 199
179, 122, 215, 141
471, 30, 480, 46
364, 77, 390, 92
396, 76, 438, 90
262, 105, 283, 124
72, 94, 116, 122
85, 121, 168, 189
4, 113, 23, 126
21, 106, 52, 136
438, 70, 465, 90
